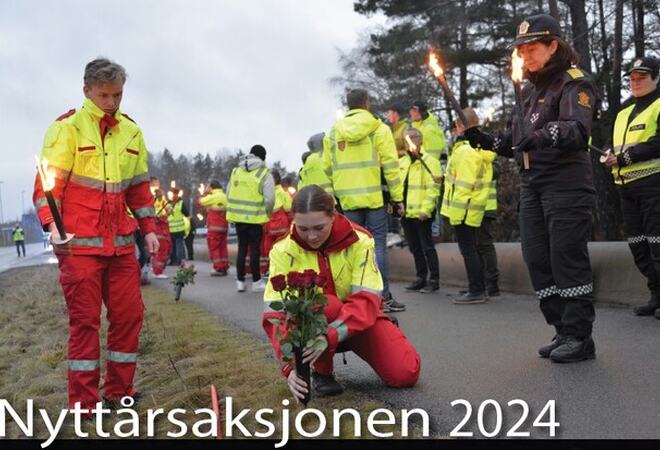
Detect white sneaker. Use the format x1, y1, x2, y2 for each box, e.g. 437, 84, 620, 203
251, 279, 267, 292
154, 274, 168, 279
236, 280, 246, 292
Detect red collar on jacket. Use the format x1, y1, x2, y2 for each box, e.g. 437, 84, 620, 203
291, 213, 364, 254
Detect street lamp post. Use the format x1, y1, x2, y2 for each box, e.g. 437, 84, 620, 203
0, 180, 4, 225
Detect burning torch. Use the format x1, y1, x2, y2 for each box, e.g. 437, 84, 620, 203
428, 51, 469, 130
511, 48, 530, 170
404, 135, 442, 184
198, 183, 206, 196
35, 157, 74, 245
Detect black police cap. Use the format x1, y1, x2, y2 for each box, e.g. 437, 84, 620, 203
512, 14, 562, 47
626, 56, 659, 78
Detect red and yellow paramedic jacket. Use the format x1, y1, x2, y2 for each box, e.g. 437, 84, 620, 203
33, 98, 156, 255
262, 214, 385, 377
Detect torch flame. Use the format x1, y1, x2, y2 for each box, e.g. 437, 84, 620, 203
511, 49, 524, 83
35, 156, 56, 191
167, 191, 174, 201
198, 183, 205, 195
170, 180, 176, 189
429, 52, 444, 78
404, 134, 417, 152
196, 213, 204, 221
335, 109, 344, 121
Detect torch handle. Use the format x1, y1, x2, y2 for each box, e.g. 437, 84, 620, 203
45, 191, 67, 240
438, 75, 469, 128
588, 143, 609, 156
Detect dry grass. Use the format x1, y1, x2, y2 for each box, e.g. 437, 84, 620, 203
0, 266, 425, 441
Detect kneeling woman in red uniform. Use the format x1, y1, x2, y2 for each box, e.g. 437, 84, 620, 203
262, 185, 421, 401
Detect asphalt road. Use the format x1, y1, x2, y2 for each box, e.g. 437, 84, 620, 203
0, 242, 56, 273
149, 259, 660, 439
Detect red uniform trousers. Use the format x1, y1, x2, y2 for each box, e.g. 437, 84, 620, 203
207, 228, 229, 271
259, 209, 291, 274
206, 209, 229, 271
57, 253, 143, 409
314, 296, 421, 388
152, 219, 171, 275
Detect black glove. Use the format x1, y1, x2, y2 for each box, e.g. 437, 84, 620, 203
516, 131, 550, 153
464, 127, 495, 150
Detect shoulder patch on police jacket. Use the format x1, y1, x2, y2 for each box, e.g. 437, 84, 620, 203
56, 108, 76, 121
577, 91, 591, 108
566, 68, 584, 79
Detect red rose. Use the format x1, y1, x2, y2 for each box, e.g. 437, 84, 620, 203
270, 274, 287, 292
302, 269, 317, 288
287, 271, 303, 289
314, 274, 328, 287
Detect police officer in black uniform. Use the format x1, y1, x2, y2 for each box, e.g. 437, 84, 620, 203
602, 56, 660, 319
466, 14, 598, 362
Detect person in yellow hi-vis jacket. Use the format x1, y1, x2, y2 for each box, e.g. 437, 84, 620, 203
262, 185, 420, 401
198, 180, 229, 275
323, 89, 406, 312
442, 108, 495, 305
227, 145, 275, 293
400, 128, 442, 294
32, 58, 158, 411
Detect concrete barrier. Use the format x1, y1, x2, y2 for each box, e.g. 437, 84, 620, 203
192, 239, 647, 307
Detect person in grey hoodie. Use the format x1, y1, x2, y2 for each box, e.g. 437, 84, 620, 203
226, 145, 275, 293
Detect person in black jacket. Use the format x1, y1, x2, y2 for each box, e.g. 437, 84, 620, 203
466, 14, 597, 363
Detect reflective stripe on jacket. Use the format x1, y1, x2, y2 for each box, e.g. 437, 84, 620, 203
323, 108, 403, 210
441, 140, 494, 227
612, 98, 660, 185
226, 166, 269, 224
32, 98, 155, 256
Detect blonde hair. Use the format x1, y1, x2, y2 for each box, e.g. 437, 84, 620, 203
458, 107, 480, 129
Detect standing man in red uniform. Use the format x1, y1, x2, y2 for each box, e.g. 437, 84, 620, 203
198, 180, 230, 275
33, 58, 158, 410
150, 176, 172, 279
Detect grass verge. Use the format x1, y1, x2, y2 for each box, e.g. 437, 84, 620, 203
0, 265, 425, 441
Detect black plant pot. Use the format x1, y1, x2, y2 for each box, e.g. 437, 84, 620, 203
174, 283, 183, 301
293, 345, 311, 405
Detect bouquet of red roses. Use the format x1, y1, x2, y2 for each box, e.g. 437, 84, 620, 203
267, 269, 329, 404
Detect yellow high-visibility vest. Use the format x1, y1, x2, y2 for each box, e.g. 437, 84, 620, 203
226, 166, 270, 224
441, 140, 493, 227
323, 109, 403, 210
611, 97, 660, 185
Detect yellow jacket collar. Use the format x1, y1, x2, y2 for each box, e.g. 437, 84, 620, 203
82, 97, 123, 122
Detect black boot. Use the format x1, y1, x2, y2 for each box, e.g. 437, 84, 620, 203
633, 297, 660, 316
405, 278, 426, 292
312, 372, 344, 397
549, 336, 596, 363
538, 334, 566, 358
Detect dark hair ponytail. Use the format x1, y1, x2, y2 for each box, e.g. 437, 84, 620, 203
292, 185, 335, 216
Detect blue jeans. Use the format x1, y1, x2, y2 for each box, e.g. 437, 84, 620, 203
170, 231, 186, 265
344, 207, 390, 299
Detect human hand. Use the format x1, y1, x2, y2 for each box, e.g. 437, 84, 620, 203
302, 335, 328, 365
144, 232, 160, 255
516, 131, 548, 153
48, 222, 71, 252
395, 202, 405, 218
464, 127, 495, 150
287, 369, 309, 403
600, 150, 619, 167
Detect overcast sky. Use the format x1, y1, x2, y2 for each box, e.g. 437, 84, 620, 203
0, 0, 384, 222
